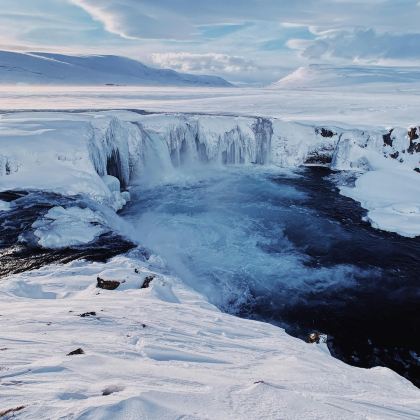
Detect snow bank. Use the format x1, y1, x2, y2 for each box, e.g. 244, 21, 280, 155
0, 199, 11, 211
32, 206, 108, 249
0, 113, 141, 211
1, 256, 419, 419
340, 157, 420, 237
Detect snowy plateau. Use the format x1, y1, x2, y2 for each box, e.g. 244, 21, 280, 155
1, 70, 420, 419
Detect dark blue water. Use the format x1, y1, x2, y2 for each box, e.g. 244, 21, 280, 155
0, 191, 134, 277
121, 166, 420, 386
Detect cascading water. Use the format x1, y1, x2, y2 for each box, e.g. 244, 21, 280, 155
1, 110, 419, 386
118, 117, 420, 387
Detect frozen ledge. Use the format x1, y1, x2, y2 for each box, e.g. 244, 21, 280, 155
0, 110, 419, 238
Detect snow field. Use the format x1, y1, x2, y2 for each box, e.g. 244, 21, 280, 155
1, 256, 420, 419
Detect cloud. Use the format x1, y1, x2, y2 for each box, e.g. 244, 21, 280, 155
2, 0, 420, 84
289, 28, 420, 62
69, 0, 193, 39
151, 52, 259, 74
69, 0, 420, 40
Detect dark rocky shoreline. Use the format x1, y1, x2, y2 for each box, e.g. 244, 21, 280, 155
0, 190, 135, 278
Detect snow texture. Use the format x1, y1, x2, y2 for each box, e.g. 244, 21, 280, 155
32, 206, 108, 249
1, 255, 419, 419
0, 199, 11, 211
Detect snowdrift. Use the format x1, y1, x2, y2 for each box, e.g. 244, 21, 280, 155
1, 255, 419, 419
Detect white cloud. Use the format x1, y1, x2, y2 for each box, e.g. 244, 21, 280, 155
69, 0, 193, 39
151, 52, 259, 74
289, 28, 420, 62
2, 0, 420, 84
68, 0, 420, 40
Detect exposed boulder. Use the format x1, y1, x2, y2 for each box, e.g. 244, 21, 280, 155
67, 348, 84, 356
383, 129, 394, 147
141, 275, 156, 289
307, 332, 321, 344
96, 276, 120, 290
408, 127, 419, 141
315, 128, 335, 138
408, 127, 420, 154
79, 311, 96, 317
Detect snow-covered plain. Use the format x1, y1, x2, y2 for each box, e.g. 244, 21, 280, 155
1, 77, 420, 418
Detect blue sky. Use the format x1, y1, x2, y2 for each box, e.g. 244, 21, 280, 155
1, 0, 420, 83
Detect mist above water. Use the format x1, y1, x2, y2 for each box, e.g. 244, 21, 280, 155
121, 164, 420, 385
122, 166, 376, 312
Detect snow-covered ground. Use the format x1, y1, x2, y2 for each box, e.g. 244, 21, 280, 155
1, 82, 420, 418
2, 255, 420, 419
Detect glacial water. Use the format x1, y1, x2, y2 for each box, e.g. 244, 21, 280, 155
121, 165, 420, 386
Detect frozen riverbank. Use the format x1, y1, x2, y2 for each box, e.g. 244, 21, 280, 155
0, 110, 419, 238
1, 109, 420, 417
1, 255, 420, 419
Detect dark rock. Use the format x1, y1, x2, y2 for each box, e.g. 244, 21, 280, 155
408, 127, 419, 141
0, 406, 25, 417
315, 128, 335, 138
253, 380, 265, 384
414, 168, 420, 174
383, 129, 394, 147
307, 332, 321, 344
141, 275, 155, 289
0, 190, 28, 202
96, 277, 120, 290
304, 152, 333, 165
102, 385, 124, 396
408, 127, 420, 154
67, 348, 84, 356
389, 151, 399, 159
79, 312, 96, 317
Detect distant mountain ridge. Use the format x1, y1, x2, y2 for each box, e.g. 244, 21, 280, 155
0, 51, 232, 87
272, 64, 420, 88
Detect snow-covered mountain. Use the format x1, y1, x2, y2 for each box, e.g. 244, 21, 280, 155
272, 64, 420, 89
0, 51, 232, 87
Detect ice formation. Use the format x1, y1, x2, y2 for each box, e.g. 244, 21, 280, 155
0, 111, 419, 236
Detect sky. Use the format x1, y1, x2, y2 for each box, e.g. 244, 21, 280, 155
1, 0, 420, 84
